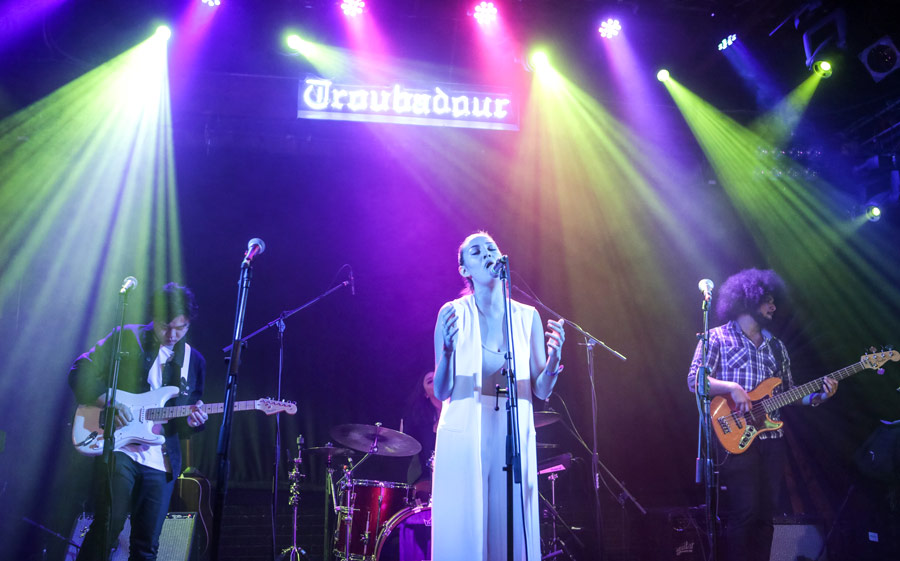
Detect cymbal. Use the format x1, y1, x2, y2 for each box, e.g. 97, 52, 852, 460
305, 445, 356, 459
331, 423, 422, 457
534, 411, 560, 428
536, 442, 559, 449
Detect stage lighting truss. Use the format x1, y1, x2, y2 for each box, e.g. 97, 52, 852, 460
717, 34, 736, 51
473, 2, 498, 25
598, 18, 621, 39
341, 0, 365, 17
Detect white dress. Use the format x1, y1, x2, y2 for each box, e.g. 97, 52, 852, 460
431, 294, 541, 561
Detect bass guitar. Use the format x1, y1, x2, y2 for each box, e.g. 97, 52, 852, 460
711, 349, 897, 454
72, 386, 296, 456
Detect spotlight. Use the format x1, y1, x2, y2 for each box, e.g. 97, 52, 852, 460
286, 34, 318, 58
866, 204, 882, 222
201, 0, 220, 6
529, 50, 550, 72
656, 69, 670, 82
859, 36, 900, 83
473, 2, 498, 25
598, 19, 621, 39
717, 34, 737, 51
812, 60, 833, 78
154, 25, 172, 40
341, 0, 365, 17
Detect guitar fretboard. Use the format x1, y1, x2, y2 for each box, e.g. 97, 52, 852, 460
763, 361, 866, 413
146, 401, 259, 421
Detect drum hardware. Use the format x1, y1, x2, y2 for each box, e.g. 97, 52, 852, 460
332, 479, 412, 561
373, 503, 432, 561
539, 460, 583, 561
280, 435, 309, 561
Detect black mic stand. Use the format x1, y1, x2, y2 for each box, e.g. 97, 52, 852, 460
210, 261, 255, 561
98, 282, 134, 561
221, 277, 352, 561
511, 285, 633, 561
495, 259, 528, 561
695, 294, 717, 561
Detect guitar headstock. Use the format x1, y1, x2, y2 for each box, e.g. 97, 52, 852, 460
256, 398, 298, 415
861, 348, 899, 372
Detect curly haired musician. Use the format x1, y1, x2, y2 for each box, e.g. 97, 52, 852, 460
687, 268, 837, 561
69, 283, 208, 561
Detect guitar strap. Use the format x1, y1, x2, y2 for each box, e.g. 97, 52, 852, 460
769, 337, 788, 391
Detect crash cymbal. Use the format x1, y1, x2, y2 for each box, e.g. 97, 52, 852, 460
534, 411, 560, 428
536, 442, 559, 449
330, 423, 422, 457
305, 445, 356, 459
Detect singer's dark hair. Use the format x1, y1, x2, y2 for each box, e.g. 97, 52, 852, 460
457, 230, 494, 295
715, 268, 785, 322
151, 282, 199, 322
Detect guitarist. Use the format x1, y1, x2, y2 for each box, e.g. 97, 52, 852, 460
68, 283, 209, 561
687, 269, 837, 561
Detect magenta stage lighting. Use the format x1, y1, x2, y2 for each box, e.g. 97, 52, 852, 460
717, 34, 737, 51
598, 18, 621, 39
341, 0, 365, 17
473, 2, 498, 25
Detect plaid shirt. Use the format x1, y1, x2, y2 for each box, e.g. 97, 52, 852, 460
688, 320, 793, 438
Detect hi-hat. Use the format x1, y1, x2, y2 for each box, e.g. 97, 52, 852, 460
305, 445, 356, 459
331, 423, 422, 457
534, 411, 560, 428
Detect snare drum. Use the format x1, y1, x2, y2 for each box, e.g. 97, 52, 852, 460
334, 479, 411, 560
374, 505, 432, 561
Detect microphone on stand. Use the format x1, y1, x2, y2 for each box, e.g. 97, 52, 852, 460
242, 238, 266, 268
120, 276, 138, 294
488, 255, 509, 278
698, 278, 714, 302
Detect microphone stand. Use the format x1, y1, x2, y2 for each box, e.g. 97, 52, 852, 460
511, 285, 633, 561
498, 260, 525, 561
221, 278, 352, 561
695, 294, 717, 561
211, 261, 255, 561
98, 283, 133, 561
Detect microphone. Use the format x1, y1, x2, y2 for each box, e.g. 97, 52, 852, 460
242, 238, 266, 268
120, 276, 138, 294
698, 279, 714, 301
488, 255, 509, 278
349, 269, 356, 296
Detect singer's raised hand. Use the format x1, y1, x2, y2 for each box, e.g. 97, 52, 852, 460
438, 306, 459, 354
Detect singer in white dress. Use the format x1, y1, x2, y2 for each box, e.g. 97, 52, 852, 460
431, 232, 566, 561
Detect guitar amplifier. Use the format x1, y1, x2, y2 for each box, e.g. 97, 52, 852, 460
66, 512, 198, 561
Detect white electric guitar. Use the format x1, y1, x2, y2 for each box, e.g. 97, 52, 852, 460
72, 386, 297, 456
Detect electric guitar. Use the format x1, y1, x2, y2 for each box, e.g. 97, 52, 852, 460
72, 386, 297, 456
711, 349, 898, 454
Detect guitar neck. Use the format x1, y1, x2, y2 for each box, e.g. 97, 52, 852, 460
146, 401, 259, 421
763, 361, 865, 412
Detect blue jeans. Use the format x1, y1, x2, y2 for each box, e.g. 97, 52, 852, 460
77, 452, 175, 561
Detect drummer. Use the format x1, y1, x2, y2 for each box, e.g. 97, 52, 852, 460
401, 370, 442, 503
431, 231, 566, 561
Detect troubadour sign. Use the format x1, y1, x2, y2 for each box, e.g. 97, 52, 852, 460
297, 77, 518, 131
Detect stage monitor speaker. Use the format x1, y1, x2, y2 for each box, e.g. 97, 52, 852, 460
770, 521, 826, 561
66, 512, 197, 561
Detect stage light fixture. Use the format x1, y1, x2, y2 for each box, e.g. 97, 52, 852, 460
473, 2, 498, 25
866, 204, 882, 222
598, 19, 621, 39
859, 36, 900, 83
812, 60, 832, 78
201, 0, 220, 6
341, 0, 365, 17
656, 69, 670, 82
529, 50, 550, 72
286, 34, 318, 58
154, 25, 172, 40
717, 34, 737, 51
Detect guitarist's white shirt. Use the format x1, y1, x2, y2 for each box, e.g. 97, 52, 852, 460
119, 344, 191, 473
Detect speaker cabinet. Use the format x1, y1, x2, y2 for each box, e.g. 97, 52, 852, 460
66, 512, 197, 561
770, 521, 825, 561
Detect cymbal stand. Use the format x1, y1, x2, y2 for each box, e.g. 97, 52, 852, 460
333, 454, 371, 560
540, 473, 582, 561
280, 435, 309, 561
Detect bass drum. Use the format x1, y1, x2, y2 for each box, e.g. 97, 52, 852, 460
374, 505, 432, 561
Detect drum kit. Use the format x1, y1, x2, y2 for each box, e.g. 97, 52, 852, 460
307, 413, 576, 561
